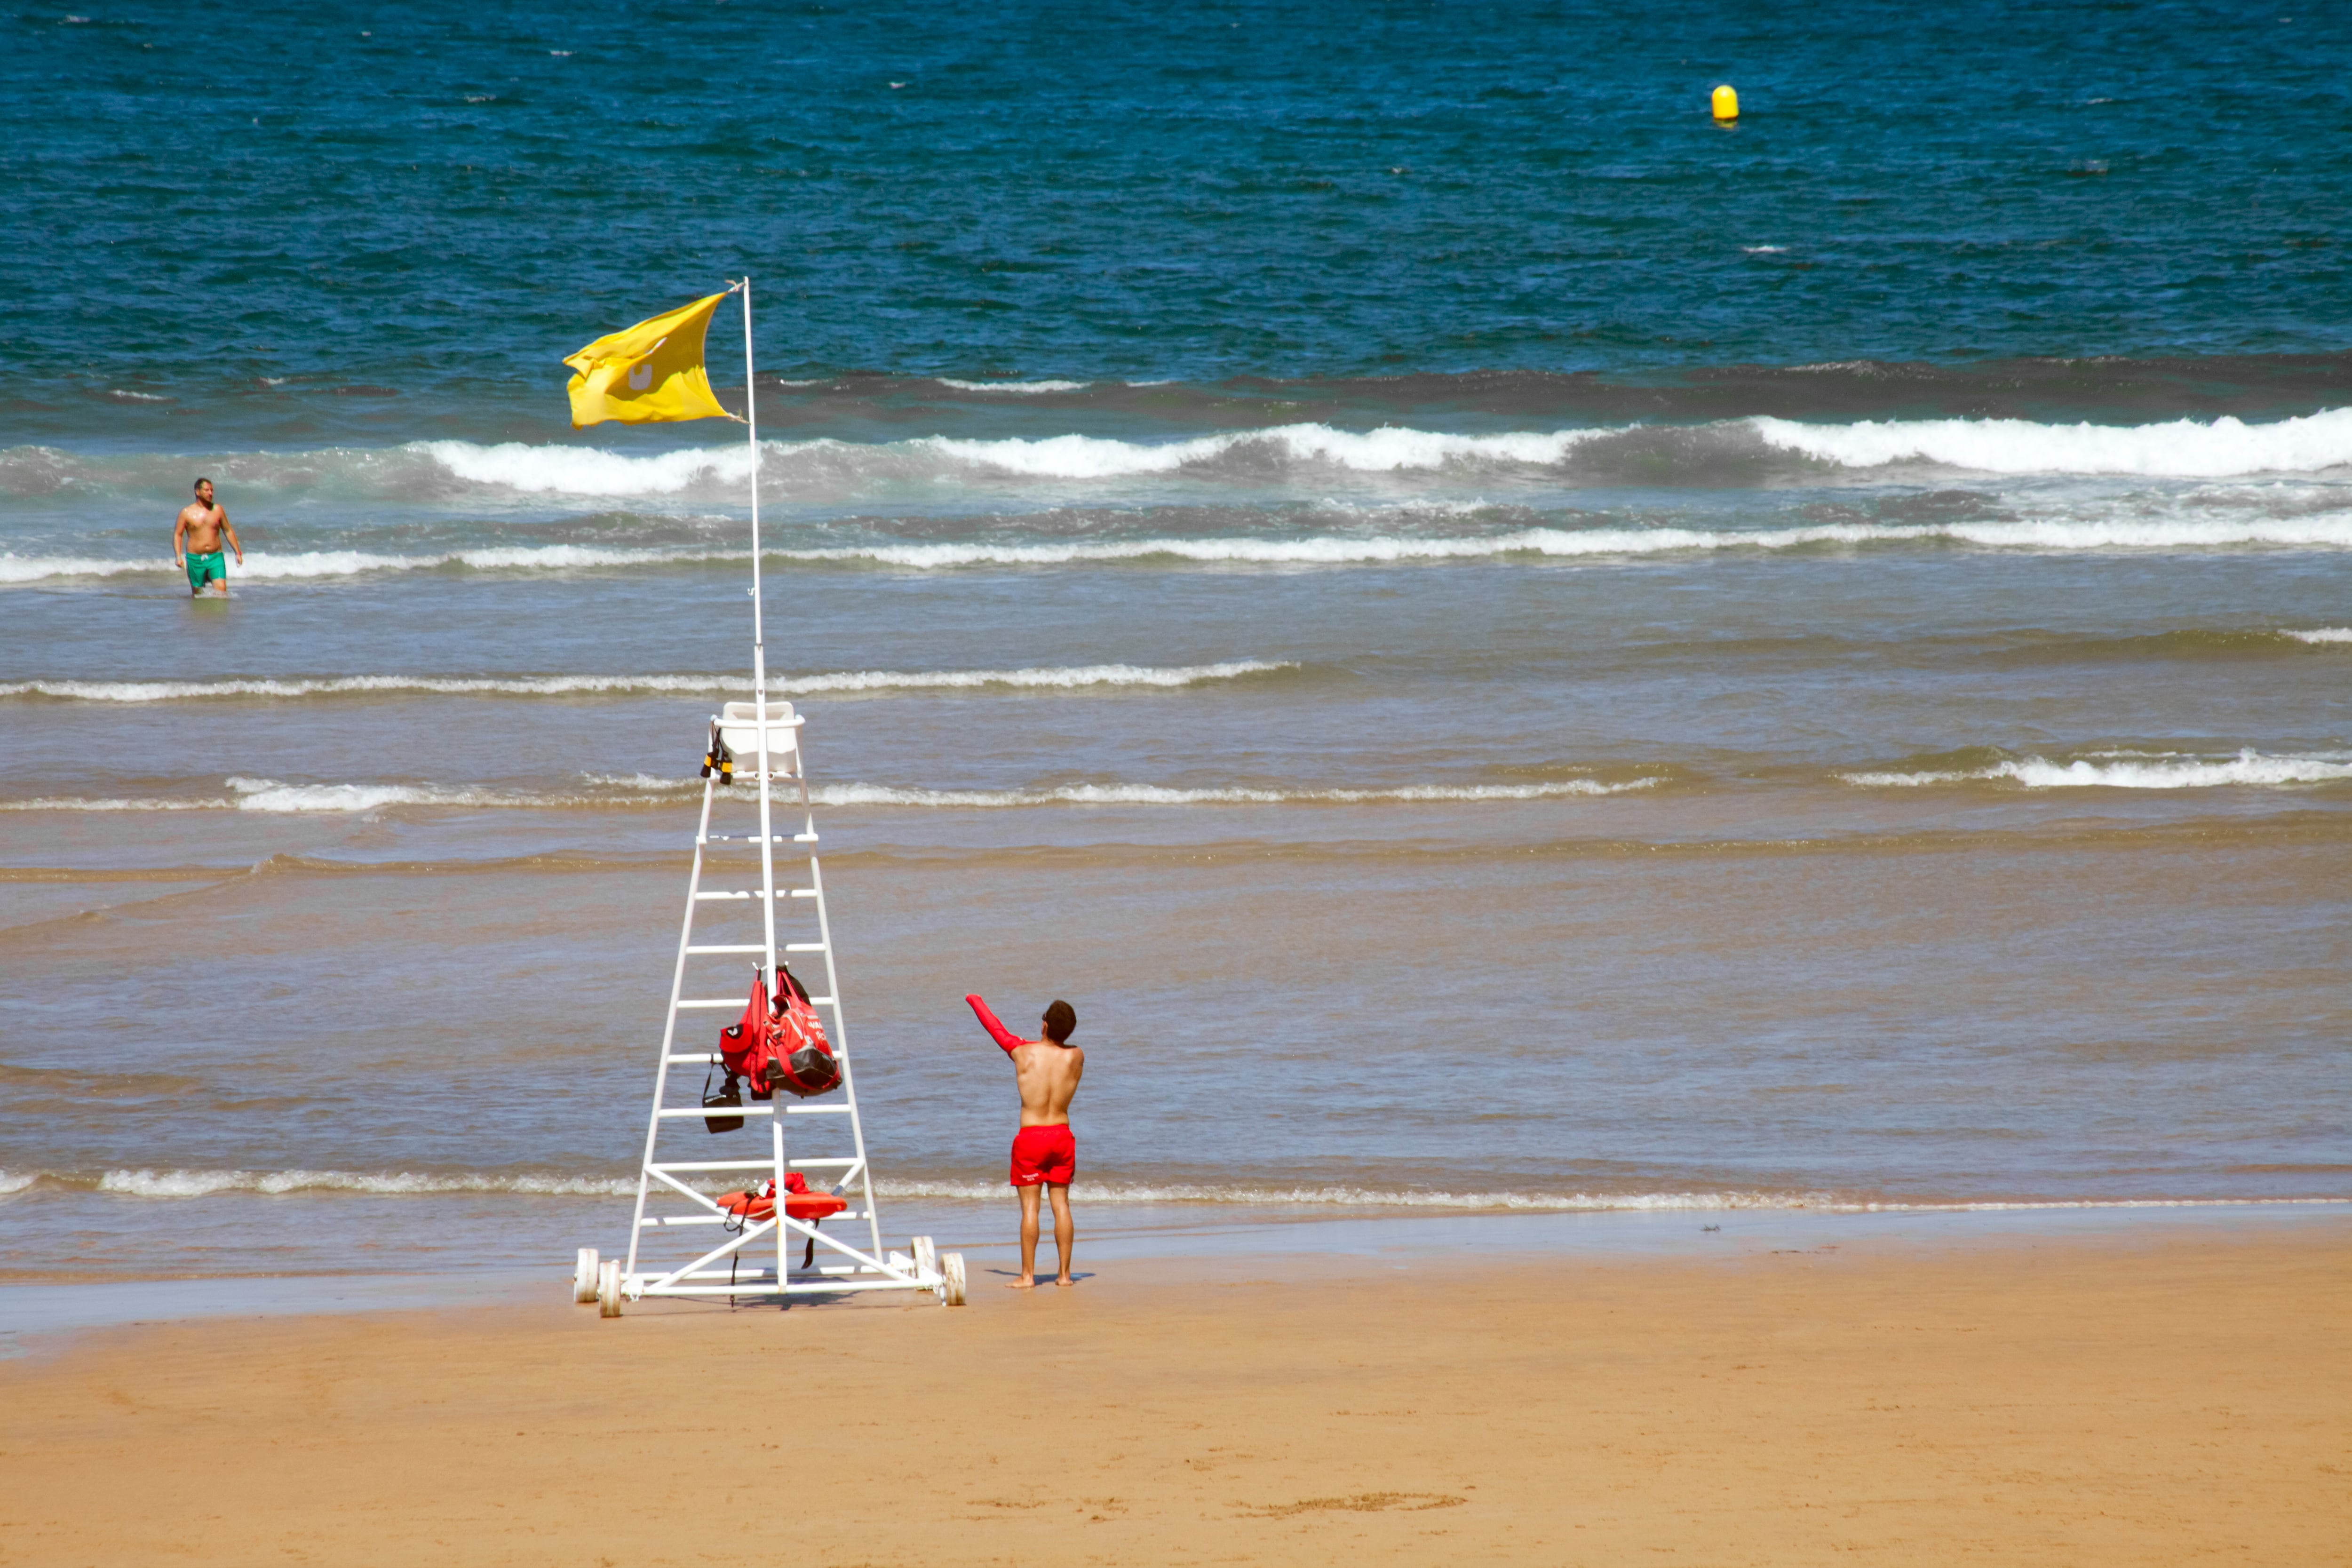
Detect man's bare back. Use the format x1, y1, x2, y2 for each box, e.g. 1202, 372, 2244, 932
968, 994, 1084, 1288
1009, 1034, 1085, 1126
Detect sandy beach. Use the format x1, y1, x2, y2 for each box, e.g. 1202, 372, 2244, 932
9, 8, 2352, 1567
4, 1225, 2344, 1567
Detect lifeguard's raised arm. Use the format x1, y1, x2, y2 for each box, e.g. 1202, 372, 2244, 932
965, 994, 1025, 1054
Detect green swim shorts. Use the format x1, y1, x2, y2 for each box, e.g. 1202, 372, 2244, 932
185, 550, 227, 592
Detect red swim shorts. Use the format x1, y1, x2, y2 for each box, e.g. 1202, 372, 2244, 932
1009, 1124, 1077, 1187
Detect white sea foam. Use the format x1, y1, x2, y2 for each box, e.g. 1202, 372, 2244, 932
0, 545, 705, 585
92, 1168, 635, 1198
1841, 748, 2352, 789
1753, 406, 2352, 476
390, 425, 1599, 495
21, 1168, 2349, 1211
585, 772, 699, 793
417, 438, 756, 493
933, 378, 1092, 394
0, 780, 559, 814
10, 516, 2352, 589
0, 786, 583, 813
806, 779, 1657, 807
601, 776, 1656, 807
765, 516, 2352, 569
0, 771, 1653, 815
873, 1181, 2352, 1212
916, 424, 1596, 478
207, 549, 431, 579
776, 660, 1292, 692
0, 555, 159, 584
226, 776, 529, 812
0, 661, 1291, 703
871, 1180, 1839, 1209
400, 412, 2352, 488
2286, 627, 2352, 644
8, 410, 2351, 523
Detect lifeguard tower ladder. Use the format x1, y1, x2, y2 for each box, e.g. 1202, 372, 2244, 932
569, 278, 964, 1315
571, 699, 967, 1315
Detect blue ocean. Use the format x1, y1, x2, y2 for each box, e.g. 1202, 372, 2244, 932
2, 0, 2347, 1282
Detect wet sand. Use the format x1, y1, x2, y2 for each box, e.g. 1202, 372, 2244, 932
2, 1227, 2344, 1567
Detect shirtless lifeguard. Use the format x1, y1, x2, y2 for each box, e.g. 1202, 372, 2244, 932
173, 478, 243, 597
966, 994, 1083, 1289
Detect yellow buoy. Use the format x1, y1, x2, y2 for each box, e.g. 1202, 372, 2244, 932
1711, 83, 1740, 121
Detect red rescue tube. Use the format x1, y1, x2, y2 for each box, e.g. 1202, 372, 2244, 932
715, 1175, 847, 1224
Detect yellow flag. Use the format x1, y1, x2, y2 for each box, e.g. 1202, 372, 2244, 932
563, 293, 733, 428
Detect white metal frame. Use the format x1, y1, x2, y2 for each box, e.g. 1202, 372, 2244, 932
590, 279, 949, 1308
615, 708, 944, 1302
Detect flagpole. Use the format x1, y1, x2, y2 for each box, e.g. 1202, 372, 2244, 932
738, 278, 779, 994
741, 278, 765, 686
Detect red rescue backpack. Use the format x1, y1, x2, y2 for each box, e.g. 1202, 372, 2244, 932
716, 972, 772, 1092
715, 966, 840, 1101
767, 964, 842, 1098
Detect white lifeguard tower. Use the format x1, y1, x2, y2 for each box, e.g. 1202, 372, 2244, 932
569, 280, 965, 1314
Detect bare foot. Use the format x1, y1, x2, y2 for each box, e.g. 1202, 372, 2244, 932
1056, 1275, 1076, 1288
1006, 1277, 1036, 1290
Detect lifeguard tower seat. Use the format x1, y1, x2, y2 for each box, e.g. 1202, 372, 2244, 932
719, 700, 798, 765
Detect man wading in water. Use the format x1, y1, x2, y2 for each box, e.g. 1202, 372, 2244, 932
173, 478, 243, 597
966, 995, 1083, 1288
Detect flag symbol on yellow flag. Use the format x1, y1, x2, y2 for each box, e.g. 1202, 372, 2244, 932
563, 292, 733, 428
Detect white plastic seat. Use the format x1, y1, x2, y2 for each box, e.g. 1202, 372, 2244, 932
719, 699, 799, 761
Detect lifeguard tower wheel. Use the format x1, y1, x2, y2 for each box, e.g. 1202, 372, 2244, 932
942, 1253, 968, 1306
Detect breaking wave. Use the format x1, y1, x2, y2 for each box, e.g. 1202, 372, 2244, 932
0, 543, 726, 585
0, 778, 547, 814
0, 661, 1293, 704
0, 772, 1656, 814
2287, 627, 2352, 644
90, 1169, 635, 1198
399, 427, 1596, 492
12, 517, 2352, 589
930, 377, 1093, 394
801, 779, 1657, 807
11, 1168, 2344, 1213
8, 406, 2351, 511
1753, 406, 2352, 476
15, 517, 2352, 593
873, 1180, 1829, 1210
1842, 748, 2352, 790
871, 1181, 2352, 1212
455, 409, 2352, 486
765, 517, 2352, 567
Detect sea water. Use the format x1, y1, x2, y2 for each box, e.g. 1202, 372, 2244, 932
1, 0, 2348, 1281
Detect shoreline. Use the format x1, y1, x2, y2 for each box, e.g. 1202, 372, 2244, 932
7, 1198, 2344, 1351
2, 1221, 2343, 1566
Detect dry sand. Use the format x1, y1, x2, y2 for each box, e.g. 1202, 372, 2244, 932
2, 1227, 2346, 1567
